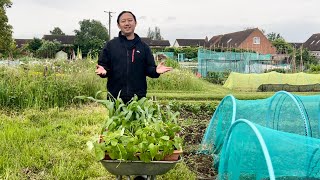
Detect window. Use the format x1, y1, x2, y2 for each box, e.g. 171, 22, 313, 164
253, 37, 260, 44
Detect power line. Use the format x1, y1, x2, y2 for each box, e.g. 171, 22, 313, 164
104, 11, 115, 40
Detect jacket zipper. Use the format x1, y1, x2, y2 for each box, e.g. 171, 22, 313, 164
132, 48, 135, 62
126, 50, 129, 96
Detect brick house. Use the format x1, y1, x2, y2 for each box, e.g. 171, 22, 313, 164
208, 28, 277, 54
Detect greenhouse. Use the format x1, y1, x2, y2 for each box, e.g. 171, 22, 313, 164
197, 48, 274, 77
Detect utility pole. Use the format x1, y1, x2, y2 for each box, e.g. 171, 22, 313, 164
300, 45, 303, 72
104, 11, 115, 39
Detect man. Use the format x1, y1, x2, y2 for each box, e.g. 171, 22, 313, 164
96, 11, 172, 103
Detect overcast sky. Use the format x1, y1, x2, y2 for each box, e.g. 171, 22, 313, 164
6, 0, 320, 44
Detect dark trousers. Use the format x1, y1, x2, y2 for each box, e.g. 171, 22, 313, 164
107, 94, 144, 104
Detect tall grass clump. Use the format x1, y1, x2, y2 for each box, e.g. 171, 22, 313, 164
164, 58, 180, 69
0, 59, 105, 109
148, 69, 213, 91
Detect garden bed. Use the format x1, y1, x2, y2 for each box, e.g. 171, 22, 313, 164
178, 105, 217, 179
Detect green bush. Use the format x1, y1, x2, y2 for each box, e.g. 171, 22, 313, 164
308, 64, 320, 73
204, 71, 230, 84
164, 58, 180, 69
264, 68, 287, 73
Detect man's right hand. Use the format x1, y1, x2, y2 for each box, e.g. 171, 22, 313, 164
95, 65, 107, 75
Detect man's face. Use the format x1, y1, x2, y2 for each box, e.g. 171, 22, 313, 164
117, 13, 136, 36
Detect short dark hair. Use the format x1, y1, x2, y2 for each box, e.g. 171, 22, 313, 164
117, 11, 136, 24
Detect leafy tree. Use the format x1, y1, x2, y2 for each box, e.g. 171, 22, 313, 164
147, 26, 163, 40
154, 27, 163, 40
267, 35, 293, 54
295, 48, 318, 68
0, 0, 14, 58
36, 40, 61, 58
147, 27, 154, 40
50, 27, 65, 35
267, 32, 283, 41
74, 19, 109, 56
27, 38, 43, 53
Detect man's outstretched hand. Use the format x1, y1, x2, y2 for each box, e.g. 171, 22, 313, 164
95, 65, 107, 75
156, 62, 173, 74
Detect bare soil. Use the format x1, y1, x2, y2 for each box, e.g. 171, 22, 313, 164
179, 108, 217, 179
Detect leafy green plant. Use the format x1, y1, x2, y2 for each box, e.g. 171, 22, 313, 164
77, 93, 183, 162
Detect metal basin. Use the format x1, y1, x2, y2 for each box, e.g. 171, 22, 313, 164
100, 159, 182, 176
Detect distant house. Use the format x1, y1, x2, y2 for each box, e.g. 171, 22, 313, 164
15, 39, 32, 48
172, 39, 208, 48
140, 37, 170, 49
303, 33, 320, 59
42, 35, 76, 46
208, 28, 277, 55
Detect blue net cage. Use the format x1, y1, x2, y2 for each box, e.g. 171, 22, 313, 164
200, 91, 320, 157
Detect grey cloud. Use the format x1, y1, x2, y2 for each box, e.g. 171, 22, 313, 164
166, 16, 176, 22
263, 21, 320, 42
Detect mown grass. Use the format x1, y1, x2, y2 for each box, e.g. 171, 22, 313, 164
0, 105, 196, 180
148, 91, 275, 101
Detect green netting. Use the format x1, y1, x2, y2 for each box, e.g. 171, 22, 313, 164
295, 94, 320, 138
258, 84, 320, 92
224, 71, 320, 91
200, 91, 320, 159
219, 119, 320, 179
197, 48, 274, 77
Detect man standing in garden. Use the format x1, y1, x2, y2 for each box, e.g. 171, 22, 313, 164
95, 11, 172, 103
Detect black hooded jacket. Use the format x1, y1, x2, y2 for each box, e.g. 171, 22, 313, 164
98, 32, 160, 100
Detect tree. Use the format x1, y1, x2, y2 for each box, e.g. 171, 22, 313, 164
74, 19, 109, 56
154, 27, 163, 40
271, 38, 293, 54
50, 27, 65, 35
37, 40, 61, 58
27, 38, 43, 53
147, 27, 155, 40
0, 0, 14, 58
266, 32, 291, 54
295, 48, 317, 68
147, 26, 163, 40
267, 32, 283, 41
